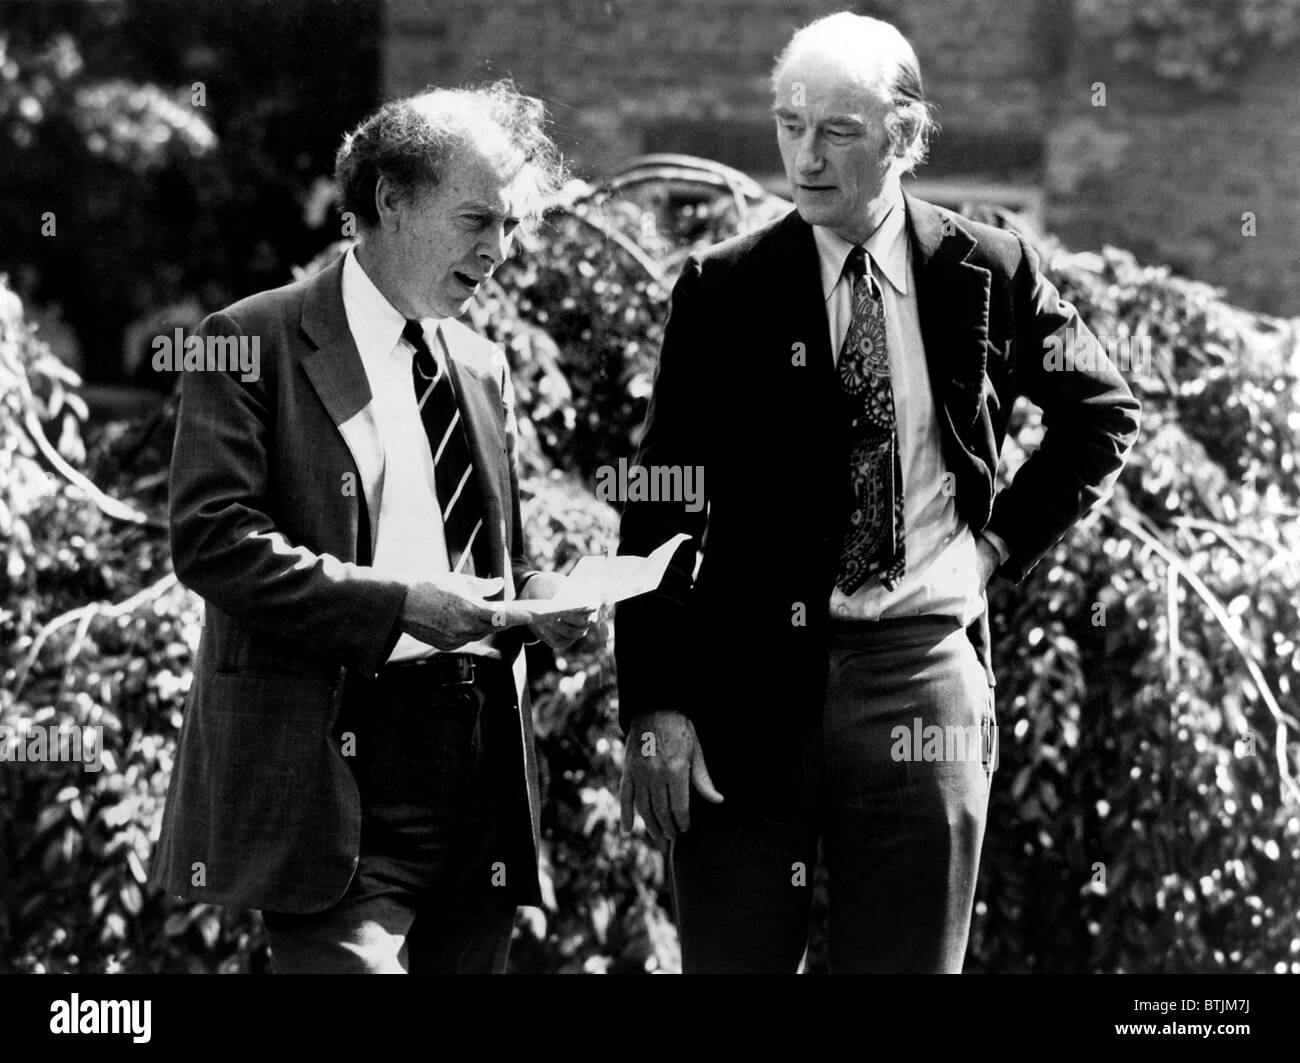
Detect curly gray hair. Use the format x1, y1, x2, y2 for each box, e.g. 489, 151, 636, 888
335, 79, 566, 235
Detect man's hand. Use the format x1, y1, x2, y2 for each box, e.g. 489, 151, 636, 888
399, 574, 534, 650
518, 571, 600, 651
620, 710, 724, 847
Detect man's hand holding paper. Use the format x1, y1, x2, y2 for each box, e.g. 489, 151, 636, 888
510, 532, 691, 649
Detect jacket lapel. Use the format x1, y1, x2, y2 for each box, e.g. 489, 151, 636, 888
298, 254, 385, 559
439, 330, 510, 587
773, 212, 851, 558
780, 211, 836, 385
906, 193, 992, 434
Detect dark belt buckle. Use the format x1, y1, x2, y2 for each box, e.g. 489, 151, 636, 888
442, 655, 476, 687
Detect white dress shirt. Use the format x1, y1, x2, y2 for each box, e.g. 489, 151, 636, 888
341, 247, 496, 660
815, 189, 984, 626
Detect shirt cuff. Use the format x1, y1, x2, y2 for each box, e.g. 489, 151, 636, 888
515, 571, 542, 645
978, 528, 1011, 566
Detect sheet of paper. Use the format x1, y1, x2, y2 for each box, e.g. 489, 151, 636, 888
511, 532, 691, 614
495, 598, 596, 622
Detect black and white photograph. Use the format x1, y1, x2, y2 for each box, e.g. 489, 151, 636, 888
0, 0, 1296, 1039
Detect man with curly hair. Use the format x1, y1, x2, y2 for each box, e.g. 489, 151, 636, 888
151, 82, 594, 973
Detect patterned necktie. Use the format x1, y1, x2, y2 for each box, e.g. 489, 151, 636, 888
835, 245, 906, 594
404, 319, 490, 579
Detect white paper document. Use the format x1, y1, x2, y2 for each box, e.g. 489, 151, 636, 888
506, 533, 691, 618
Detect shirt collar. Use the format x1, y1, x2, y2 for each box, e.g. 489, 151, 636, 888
341, 245, 447, 363
812, 186, 910, 300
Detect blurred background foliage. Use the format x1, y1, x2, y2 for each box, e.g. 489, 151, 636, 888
2, 3, 1299, 975
1079, 0, 1300, 92
0, 0, 381, 385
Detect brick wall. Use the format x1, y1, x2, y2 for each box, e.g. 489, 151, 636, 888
385, 0, 1058, 178
383, 0, 1298, 315
1049, 28, 1300, 318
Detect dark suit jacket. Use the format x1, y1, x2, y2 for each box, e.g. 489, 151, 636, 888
615, 196, 1140, 807
149, 254, 543, 913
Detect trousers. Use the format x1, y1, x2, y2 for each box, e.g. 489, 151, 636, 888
261, 658, 518, 973
671, 615, 995, 973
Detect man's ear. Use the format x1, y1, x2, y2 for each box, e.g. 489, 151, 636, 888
890, 111, 919, 158
373, 175, 403, 232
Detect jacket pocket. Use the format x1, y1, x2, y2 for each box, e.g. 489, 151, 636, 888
206, 671, 335, 768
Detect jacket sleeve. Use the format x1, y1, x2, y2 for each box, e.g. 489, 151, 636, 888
169, 310, 408, 675
614, 257, 711, 732
984, 238, 1141, 581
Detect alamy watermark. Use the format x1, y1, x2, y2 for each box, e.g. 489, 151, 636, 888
1043, 327, 1150, 376
152, 328, 260, 382
891, 715, 998, 770
0, 723, 103, 772
50, 994, 151, 1043
594, 459, 705, 513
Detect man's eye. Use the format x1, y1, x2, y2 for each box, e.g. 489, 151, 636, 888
780, 122, 804, 136
826, 128, 856, 140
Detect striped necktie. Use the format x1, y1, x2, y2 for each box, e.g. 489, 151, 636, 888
403, 319, 490, 580
835, 245, 906, 594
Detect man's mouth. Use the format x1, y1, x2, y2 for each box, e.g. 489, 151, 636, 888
452, 270, 482, 291
798, 184, 836, 194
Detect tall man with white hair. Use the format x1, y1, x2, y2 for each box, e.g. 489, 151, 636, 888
617, 13, 1139, 971
152, 82, 595, 972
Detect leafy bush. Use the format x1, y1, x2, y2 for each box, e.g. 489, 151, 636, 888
971, 245, 1300, 972
3, 161, 1298, 973
0, 4, 380, 382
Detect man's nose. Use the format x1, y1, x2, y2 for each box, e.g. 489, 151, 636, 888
478, 225, 512, 270
795, 131, 823, 175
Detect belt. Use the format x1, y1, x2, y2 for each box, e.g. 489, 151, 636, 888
376, 653, 505, 689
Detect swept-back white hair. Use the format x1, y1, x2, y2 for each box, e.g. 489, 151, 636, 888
771, 12, 938, 174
